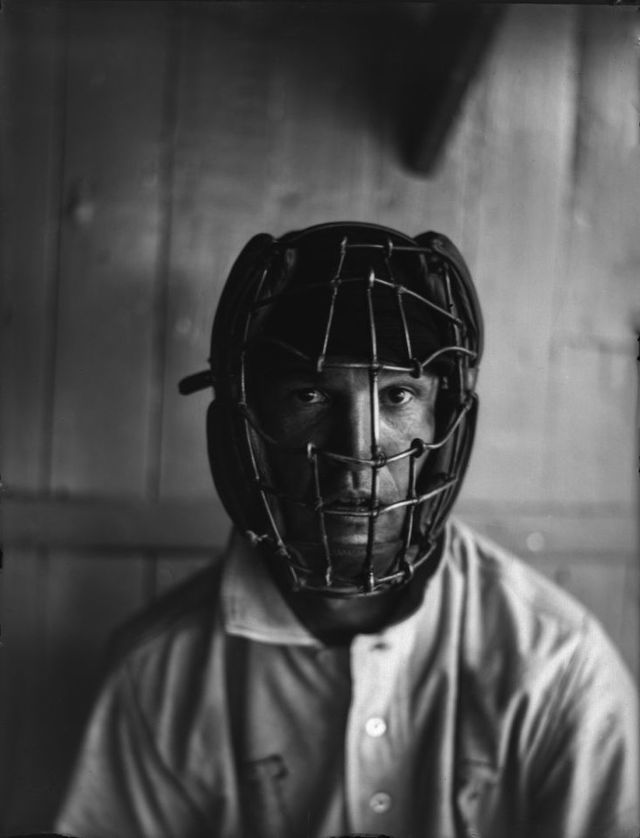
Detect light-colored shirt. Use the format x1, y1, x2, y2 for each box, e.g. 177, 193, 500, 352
56, 519, 639, 838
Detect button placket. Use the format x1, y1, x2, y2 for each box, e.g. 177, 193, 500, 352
346, 634, 403, 833
347, 615, 422, 834
365, 716, 387, 738
369, 791, 392, 814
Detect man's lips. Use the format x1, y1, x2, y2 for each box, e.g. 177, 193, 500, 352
320, 493, 375, 514
329, 499, 371, 511
320, 495, 405, 520
289, 492, 408, 546
292, 489, 408, 521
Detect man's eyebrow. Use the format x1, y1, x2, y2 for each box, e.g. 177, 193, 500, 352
263, 362, 319, 379
378, 367, 438, 382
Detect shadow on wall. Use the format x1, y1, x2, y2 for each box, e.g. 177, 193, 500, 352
207, 4, 437, 163
223, 3, 502, 175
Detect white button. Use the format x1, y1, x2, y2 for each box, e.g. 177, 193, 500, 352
369, 791, 392, 813
365, 716, 387, 737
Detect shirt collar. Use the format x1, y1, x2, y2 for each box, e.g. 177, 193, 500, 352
221, 526, 451, 647
221, 530, 320, 646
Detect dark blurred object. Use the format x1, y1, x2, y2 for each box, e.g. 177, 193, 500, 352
401, 4, 505, 175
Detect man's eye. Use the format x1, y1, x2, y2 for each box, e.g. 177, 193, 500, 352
292, 388, 326, 405
382, 387, 413, 406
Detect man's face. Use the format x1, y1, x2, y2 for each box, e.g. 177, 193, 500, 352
254, 358, 439, 582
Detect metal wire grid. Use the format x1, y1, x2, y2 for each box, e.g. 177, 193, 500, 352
237, 236, 476, 594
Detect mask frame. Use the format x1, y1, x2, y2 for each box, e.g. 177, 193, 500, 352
180, 222, 483, 597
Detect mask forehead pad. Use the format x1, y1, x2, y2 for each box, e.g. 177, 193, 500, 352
185, 222, 482, 597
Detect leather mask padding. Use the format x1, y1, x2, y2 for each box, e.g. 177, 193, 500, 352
204, 222, 482, 591
207, 234, 280, 539
253, 226, 447, 371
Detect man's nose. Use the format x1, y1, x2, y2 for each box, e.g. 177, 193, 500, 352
331, 392, 376, 466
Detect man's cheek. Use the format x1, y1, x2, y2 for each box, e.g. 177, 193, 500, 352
385, 459, 411, 492
271, 456, 311, 497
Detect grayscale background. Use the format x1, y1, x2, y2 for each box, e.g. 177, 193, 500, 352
1, 1, 638, 831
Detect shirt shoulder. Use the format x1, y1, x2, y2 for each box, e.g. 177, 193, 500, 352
449, 518, 588, 627
444, 520, 637, 794
105, 558, 226, 685
92, 557, 238, 769
55, 558, 238, 838
446, 517, 635, 692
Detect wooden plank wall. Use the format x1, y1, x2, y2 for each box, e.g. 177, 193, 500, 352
1, 2, 638, 830
2, 1, 67, 824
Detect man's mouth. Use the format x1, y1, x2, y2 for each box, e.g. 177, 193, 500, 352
322, 493, 375, 515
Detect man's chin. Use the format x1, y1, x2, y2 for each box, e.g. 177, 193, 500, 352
286, 537, 404, 582
323, 537, 397, 555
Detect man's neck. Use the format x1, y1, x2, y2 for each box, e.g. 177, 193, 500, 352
276, 554, 438, 646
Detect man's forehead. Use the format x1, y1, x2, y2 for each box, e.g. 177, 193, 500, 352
257, 277, 442, 371
260, 355, 438, 384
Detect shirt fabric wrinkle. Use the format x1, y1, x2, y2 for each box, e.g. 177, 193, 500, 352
55, 518, 639, 838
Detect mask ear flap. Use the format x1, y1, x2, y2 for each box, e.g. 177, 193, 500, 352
410, 231, 482, 563
206, 400, 253, 534
207, 233, 277, 539
414, 231, 484, 364
207, 391, 285, 546
413, 393, 479, 570
209, 233, 275, 381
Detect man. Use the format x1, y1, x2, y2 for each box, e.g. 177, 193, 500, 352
56, 222, 638, 838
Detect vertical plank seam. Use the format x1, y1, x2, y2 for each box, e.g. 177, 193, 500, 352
147, 0, 180, 503
146, 1, 182, 603
636, 10, 640, 149
540, 5, 584, 495
38, 3, 69, 826
42, 2, 70, 495
1, 3, 68, 825
567, 6, 589, 224
458, 41, 495, 275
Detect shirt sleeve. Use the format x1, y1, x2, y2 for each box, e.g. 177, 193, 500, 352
526, 619, 639, 838
55, 661, 209, 838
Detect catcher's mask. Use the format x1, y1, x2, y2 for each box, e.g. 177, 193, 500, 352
180, 222, 482, 598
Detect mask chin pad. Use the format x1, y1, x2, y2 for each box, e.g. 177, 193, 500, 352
196, 222, 482, 597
